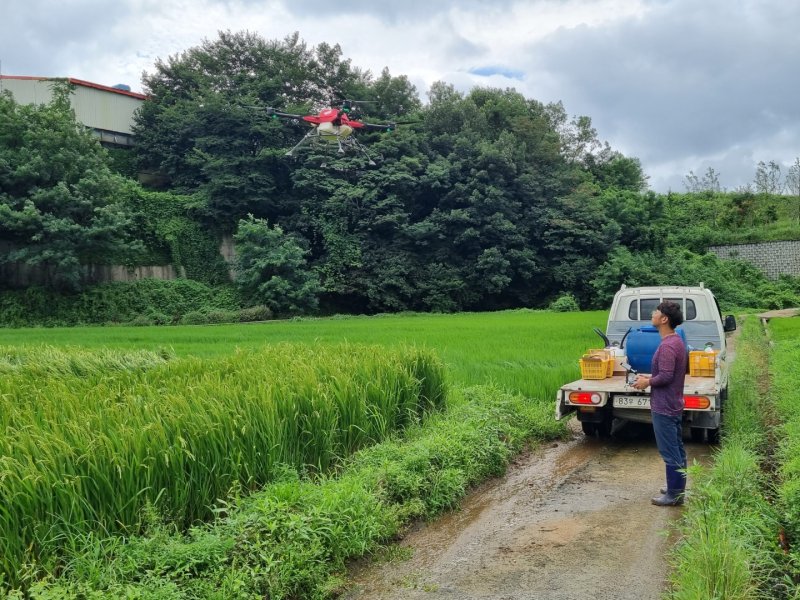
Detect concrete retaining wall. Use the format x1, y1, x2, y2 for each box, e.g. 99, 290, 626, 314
1, 236, 236, 289
709, 240, 800, 279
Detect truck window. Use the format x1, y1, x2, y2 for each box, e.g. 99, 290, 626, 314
626, 298, 697, 320
665, 297, 696, 320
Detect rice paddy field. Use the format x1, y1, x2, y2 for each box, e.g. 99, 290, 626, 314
0, 309, 607, 399
0, 309, 606, 592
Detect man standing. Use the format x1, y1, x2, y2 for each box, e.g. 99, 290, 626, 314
632, 301, 688, 506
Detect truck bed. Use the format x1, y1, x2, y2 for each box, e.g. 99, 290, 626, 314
560, 374, 720, 395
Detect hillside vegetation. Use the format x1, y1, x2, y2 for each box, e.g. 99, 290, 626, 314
3, 32, 800, 326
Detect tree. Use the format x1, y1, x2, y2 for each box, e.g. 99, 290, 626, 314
754, 160, 783, 195
0, 86, 137, 291
684, 167, 721, 193
134, 31, 421, 229
543, 101, 606, 165
233, 215, 319, 315
786, 157, 800, 222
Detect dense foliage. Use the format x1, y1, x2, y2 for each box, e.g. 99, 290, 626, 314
0, 85, 138, 290
3, 30, 800, 324
233, 215, 320, 315
130, 31, 664, 315
125, 185, 230, 286
0, 279, 240, 327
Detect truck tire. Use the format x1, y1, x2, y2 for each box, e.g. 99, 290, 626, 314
707, 427, 720, 445
596, 417, 613, 439
582, 421, 598, 436
690, 427, 705, 443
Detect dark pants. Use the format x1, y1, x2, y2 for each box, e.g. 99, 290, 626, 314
652, 411, 686, 468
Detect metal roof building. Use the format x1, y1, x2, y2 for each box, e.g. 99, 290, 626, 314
0, 75, 146, 147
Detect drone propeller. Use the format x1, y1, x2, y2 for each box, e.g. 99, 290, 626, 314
361, 119, 421, 132
263, 107, 305, 120
360, 121, 396, 132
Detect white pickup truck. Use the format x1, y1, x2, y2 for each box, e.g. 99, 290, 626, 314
555, 285, 737, 442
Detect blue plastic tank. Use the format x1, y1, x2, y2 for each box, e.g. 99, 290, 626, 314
625, 326, 687, 373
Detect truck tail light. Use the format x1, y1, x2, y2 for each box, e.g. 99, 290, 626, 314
569, 392, 602, 405
684, 395, 711, 409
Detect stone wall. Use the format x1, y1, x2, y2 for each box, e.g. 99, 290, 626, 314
709, 240, 800, 279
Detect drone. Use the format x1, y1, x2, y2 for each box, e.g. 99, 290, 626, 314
264, 100, 399, 166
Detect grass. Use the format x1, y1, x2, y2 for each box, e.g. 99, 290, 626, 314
766, 316, 800, 590
667, 317, 790, 599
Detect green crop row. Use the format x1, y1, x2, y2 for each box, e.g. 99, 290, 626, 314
0, 343, 445, 587
3, 385, 565, 599
668, 318, 790, 600
767, 317, 800, 589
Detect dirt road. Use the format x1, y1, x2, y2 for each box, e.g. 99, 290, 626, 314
344, 422, 714, 600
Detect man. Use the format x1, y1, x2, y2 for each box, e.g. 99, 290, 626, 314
632, 301, 688, 506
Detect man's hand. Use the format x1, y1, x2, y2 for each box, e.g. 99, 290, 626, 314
632, 375, 651, 390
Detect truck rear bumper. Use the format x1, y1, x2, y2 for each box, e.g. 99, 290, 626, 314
611, 407, 720, 428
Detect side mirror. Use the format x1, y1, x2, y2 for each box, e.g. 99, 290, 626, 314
723, 315, 737, 332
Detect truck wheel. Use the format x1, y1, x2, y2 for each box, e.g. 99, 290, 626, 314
690, 427, 705, 443
707, 427, 720, 445
581, 422, 598, 436
596, 417, 613, 439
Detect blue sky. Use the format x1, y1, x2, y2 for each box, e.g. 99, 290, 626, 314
2, 0, 798, 192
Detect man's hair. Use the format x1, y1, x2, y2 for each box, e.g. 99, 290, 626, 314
657, 301, 684, 329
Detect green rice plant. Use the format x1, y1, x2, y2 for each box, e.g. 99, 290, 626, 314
720, 318, 769, 451
0, 345, 173, 377
0, 309, 605, 400
7, 384, 565, 599
0, 343, 445, 588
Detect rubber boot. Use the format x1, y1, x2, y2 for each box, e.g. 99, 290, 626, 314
660, 461, 687, 494
652, 464, 685, 506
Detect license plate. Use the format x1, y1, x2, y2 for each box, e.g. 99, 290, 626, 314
613, 395, 651, 408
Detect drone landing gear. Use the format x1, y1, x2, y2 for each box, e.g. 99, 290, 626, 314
285, 130, 318, 158
287, 129, 378, 167
341, 137, 377, 166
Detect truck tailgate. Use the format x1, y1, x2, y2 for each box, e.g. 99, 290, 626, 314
560, 374, 719, 395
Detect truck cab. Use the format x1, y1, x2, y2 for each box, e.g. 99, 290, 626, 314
556, 284, 737, 442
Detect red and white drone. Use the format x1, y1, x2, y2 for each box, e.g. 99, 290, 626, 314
265, 100, 399, 165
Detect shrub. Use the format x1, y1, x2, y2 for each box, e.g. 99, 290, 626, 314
233, 216, 320, 316
178, 310, 209, 325
239, 305, 273, 322
0, 280, 240, 327
203, 309, 240, 324
549, 293, 580, 312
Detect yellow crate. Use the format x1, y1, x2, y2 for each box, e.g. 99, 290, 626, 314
580, 355, 611, 380
586, 348, 615, 377
689, 350, 719, 377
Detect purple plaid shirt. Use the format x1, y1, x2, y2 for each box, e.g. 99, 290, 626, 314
649, 334, 687, 417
